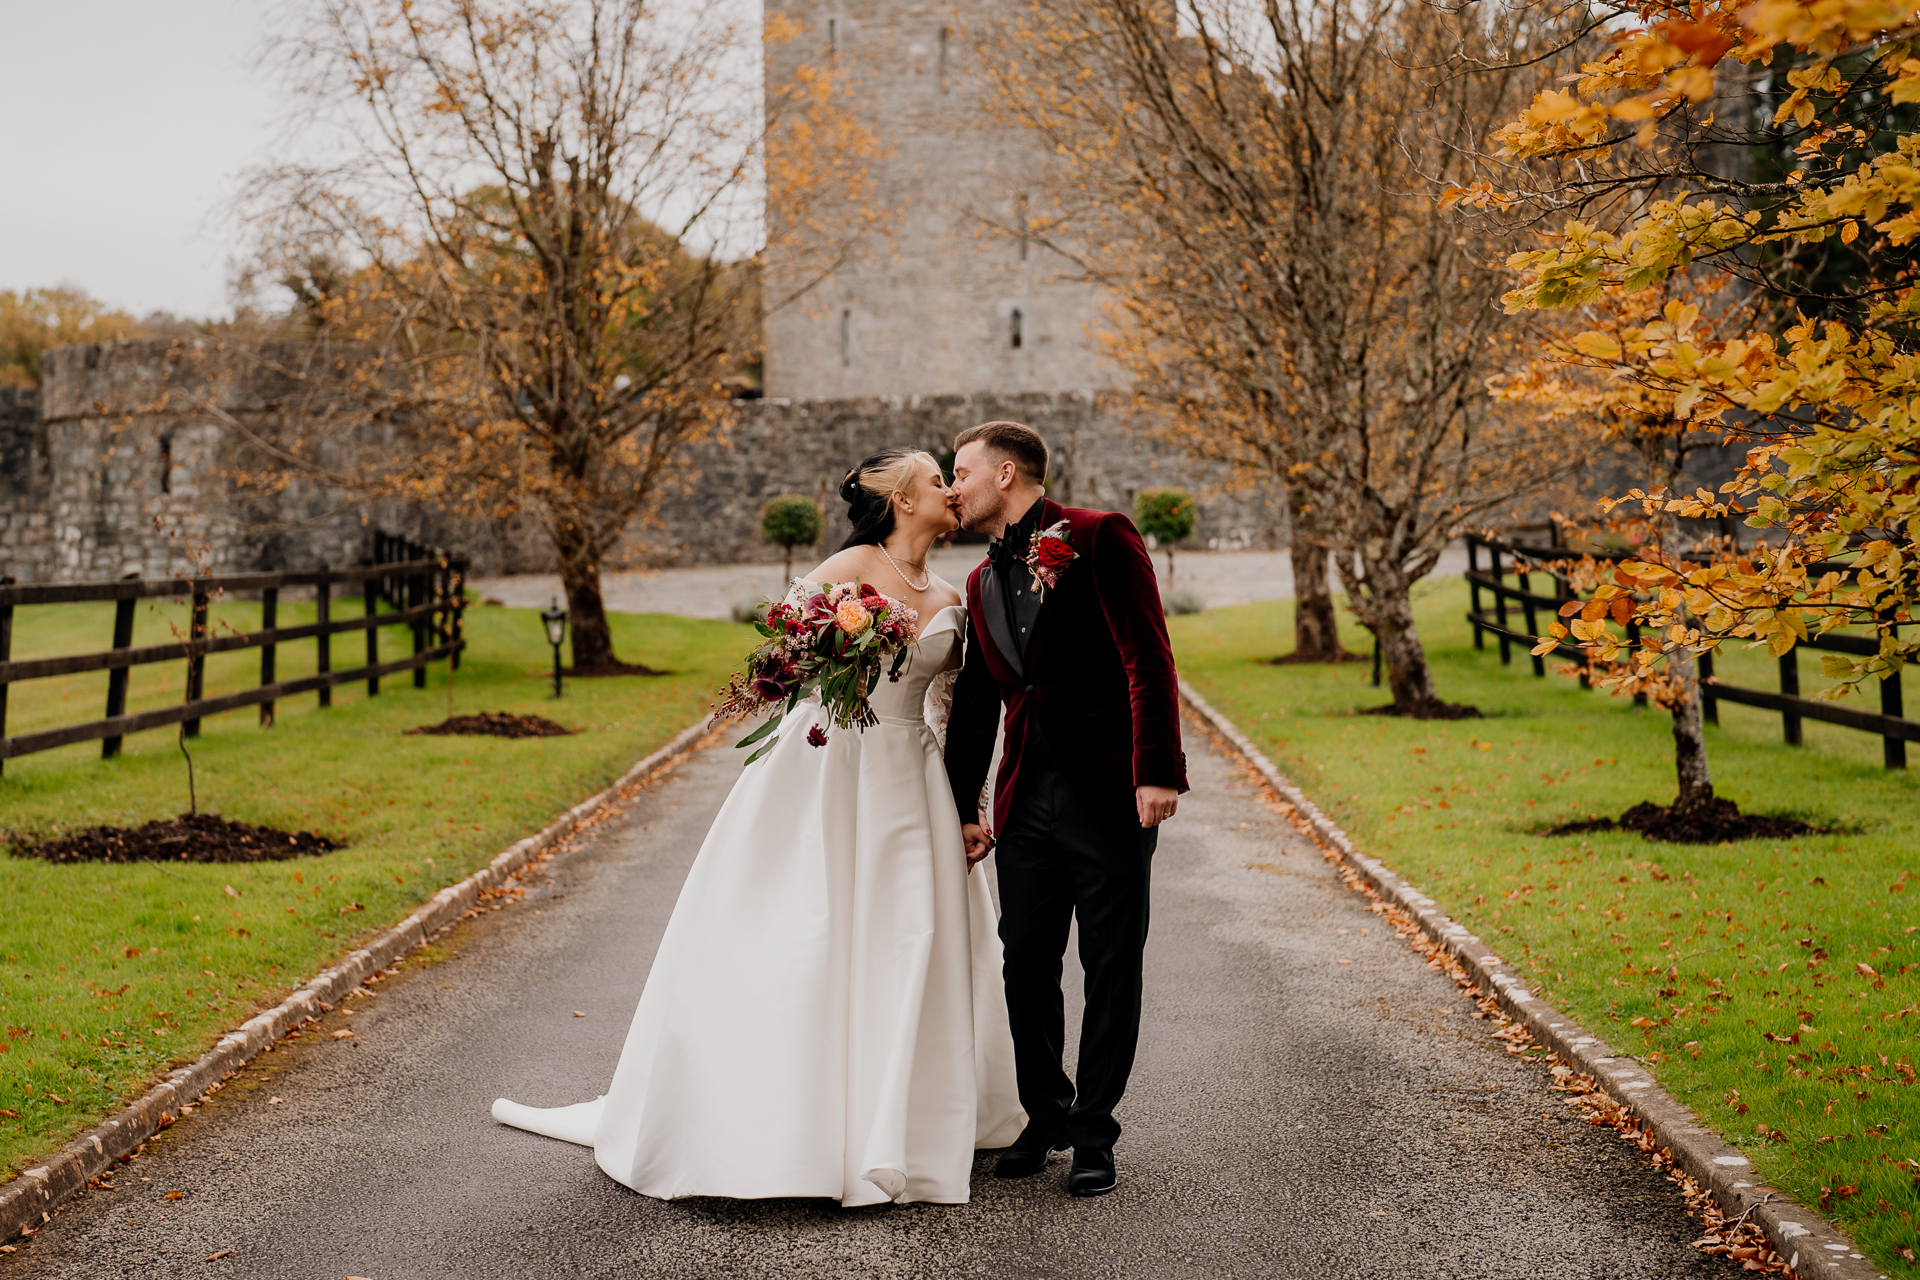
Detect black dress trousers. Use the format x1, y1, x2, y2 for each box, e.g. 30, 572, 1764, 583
992, 755, 1156, 1150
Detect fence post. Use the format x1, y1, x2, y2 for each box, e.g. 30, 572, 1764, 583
1467, 537, 1485, 650
317, 568, 332, 708
0, 577, 12, 778
451, 558, 468, 670
103, 573, 139, 757
260, 585, 278, 727
1699, 650, 1718, 724
1519, 566, 1544, 677
184, 583, 209, 738
1779, 649, 1803, 746
365, 574, 381, 696
1491, 546, 1512, 666
410, 568, 428, 689
1884, 625, 1906, 769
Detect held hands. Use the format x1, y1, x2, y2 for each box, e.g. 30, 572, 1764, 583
1136, 785, 1178, 828
961, 821, 995, 873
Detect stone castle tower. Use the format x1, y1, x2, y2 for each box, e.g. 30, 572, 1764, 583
760, 1, 1110, 400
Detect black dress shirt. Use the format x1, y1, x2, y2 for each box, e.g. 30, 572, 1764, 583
983, 497, 1047, 676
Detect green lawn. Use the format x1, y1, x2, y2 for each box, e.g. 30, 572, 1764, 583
1171, 577, 1920, 1273
0, 596, 751, 1182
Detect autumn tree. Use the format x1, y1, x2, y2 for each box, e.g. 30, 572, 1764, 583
1478, 0, 1920, 796
0, 288, 149, 388
1494, 276, 1760, 811
236, 0, 883, 672
978, 0, 1572, 713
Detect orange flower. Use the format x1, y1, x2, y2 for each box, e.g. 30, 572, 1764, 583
834, 598, 872, 634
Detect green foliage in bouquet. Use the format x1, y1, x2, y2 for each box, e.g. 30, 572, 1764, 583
715, 581, 921, 764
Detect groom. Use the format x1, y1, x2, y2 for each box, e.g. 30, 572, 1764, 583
943, 420, 1186, 1198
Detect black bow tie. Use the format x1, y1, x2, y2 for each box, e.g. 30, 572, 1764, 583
988, 528, 1030, 572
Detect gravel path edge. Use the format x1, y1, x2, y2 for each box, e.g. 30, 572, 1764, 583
0, 714, 716, 1247
1177, 680, 1883, 1280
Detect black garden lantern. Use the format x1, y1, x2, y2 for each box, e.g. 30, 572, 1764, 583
541, 598, 568, 698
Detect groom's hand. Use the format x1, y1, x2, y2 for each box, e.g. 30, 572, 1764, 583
961, 822, 994, 871
1136, 785, 1179, 828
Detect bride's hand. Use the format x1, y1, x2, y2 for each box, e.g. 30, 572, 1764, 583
961, 822, 994, 872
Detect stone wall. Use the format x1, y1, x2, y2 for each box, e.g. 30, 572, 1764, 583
760, 0, 1113, 400
0, 341, 1282, 585
0, 388, 48, 582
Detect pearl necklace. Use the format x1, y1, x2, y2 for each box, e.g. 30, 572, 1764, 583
880, 542, 931, 592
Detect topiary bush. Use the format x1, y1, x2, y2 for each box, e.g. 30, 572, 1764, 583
1133, 487, 1197, 588
761, 494, 824, 584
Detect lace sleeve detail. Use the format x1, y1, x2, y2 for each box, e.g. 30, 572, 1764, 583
924, 667, 959, 754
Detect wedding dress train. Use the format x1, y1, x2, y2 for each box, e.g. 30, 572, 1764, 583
492, 603, 1025, 1206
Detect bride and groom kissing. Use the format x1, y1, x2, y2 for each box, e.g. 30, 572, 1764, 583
494, 419, 1188, 1205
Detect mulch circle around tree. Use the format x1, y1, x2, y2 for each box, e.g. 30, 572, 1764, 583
406, 711, 579, 738
13, 813, 342, 865
1548, 797, 1815, 844
1264, 648, 1366, 666
1360, 700, 1484, 720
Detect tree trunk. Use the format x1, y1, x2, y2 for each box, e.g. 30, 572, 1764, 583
556, 527, 622, 672
1667, 649, 1715, 810
1290, 540, 1345, 662
1371, 575, 1445, 713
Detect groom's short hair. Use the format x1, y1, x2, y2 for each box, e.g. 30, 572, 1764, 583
954, 421, 1048, 485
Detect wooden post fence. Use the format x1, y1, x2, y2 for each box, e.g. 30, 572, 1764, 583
1464, 532, 1914, 769
0, 555, 468, 768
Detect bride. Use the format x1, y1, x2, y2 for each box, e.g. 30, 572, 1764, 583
492, 448, 1025, 1206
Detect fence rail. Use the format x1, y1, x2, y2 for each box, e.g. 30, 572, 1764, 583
0, 550, 468, 770
1464, 533, 1910, 769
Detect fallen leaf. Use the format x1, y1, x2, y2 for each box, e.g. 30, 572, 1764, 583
0, 1245, 14, 1254
223, 885, 239, 899
267, 1097, 283, 1106
331, 1030, 355, 1040
165, 1190, 185, 1200
1336, 959, 1352, 965
1856, 962, 1879, 979
45, 1093, 67, 1104
0, 1109, 17, 1119
572, 1011, 586, 1017
205, 1251, 232, 1262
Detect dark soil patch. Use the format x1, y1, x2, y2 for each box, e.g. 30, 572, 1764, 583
568, 661, 667, 677
13, 813, 342, 864
1547, 797, 1816, 844
406, 712, 579, 739
1264, 648, 1366, 666
1359, 700, 1484, 720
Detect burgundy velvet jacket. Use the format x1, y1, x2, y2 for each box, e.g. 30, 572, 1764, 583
944, 499, 1188, 834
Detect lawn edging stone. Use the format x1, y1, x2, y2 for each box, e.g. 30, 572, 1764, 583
1178, 679, 1884, 1280
0, 713, 716, 1248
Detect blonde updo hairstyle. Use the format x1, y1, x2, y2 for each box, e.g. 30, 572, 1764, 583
838, 448, 940, 550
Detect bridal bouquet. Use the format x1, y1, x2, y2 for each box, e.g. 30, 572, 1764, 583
716, 581, 920, 763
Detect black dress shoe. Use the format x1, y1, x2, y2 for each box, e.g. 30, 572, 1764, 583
993, 1125, 1069, 1179
1067, 1146, 1117, 1197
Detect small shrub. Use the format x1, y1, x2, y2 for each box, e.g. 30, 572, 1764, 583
731, 598, 763, 625
1133, 488, 1197, 587
1164, 590, 1206, 615
761, 494, 824, 584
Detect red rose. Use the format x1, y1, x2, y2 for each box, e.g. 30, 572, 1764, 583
806, 724, 829, 747
1035, 537, 1075, 568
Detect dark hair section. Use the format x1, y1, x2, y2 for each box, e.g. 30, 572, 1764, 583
838, 448, 915, 550
953, 420, 1048, 485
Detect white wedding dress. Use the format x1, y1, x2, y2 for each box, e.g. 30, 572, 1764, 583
492, 601, 1026, 1206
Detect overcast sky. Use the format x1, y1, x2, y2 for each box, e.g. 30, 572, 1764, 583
1, 1, 286, 318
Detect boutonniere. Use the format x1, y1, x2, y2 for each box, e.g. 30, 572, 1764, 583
1024, 520, 1078, 592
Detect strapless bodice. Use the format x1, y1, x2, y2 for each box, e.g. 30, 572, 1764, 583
866, 606, 964, 724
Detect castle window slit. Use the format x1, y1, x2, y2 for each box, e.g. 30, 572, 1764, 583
1010, 309, 1023, 350
158, 432, 173, 494
840, 309, 852, 367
